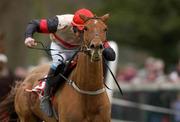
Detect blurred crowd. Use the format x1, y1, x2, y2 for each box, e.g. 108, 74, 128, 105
117, 57, 180, 84
116, 57, 180, 122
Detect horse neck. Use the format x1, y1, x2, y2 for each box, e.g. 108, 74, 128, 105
73, 52, 104, 91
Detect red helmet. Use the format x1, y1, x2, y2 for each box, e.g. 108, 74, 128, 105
71, 8, 94, 30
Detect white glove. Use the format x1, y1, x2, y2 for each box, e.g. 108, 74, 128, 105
24, 37, 37, 47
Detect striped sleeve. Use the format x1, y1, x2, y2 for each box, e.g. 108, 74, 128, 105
25, 16, 58, 38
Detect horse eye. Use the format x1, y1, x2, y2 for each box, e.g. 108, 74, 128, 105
84, 26, 88, 31
104, 28, 108, 32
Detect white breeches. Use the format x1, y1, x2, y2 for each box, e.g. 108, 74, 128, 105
50, 41, 76, 69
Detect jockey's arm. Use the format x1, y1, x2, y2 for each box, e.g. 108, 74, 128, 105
24, 14, 73, 47
25, 16, 58, 38
25, 14, 73, 38
24, 16, 58, 47
103, 41, 116, 61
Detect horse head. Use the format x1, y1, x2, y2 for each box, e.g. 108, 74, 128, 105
79, 14, 110, 61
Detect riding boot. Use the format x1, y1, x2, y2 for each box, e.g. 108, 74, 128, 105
40, 67, 55, 117
40, 63, 66, 117
52, 63, 66, 85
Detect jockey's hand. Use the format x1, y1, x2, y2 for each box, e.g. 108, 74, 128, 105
24, 37, 37, 47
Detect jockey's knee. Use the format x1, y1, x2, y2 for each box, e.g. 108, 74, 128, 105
51, 64, 58, 70
51, 62, 65, 76
51, 60, 63, 69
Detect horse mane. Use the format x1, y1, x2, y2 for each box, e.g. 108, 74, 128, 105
0, 80, 21, 121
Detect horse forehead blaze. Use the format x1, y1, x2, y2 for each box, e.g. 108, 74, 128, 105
86, 19, 106, 29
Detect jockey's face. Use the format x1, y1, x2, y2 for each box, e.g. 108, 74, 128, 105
72, 26, 81, 37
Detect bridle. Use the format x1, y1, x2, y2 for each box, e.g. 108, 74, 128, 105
72, 17, 123, 95
76, 17, 106, 54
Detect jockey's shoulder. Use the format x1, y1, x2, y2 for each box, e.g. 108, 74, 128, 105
56, 14, 74, 23
56, 14, 74, 19
55, 14, 74, 30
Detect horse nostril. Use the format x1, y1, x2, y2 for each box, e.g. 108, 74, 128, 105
90, 43, 103, 49
90, 44, 95, 49
99, 44, 103, 49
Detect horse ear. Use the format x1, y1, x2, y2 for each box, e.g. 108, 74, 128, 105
79, 14, 89, 22
101, 14, 110, 23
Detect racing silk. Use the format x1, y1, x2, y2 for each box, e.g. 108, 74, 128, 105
52, 15, 81, 49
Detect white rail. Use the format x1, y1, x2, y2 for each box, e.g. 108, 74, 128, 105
112, 119, 136, 122
115, 82, 180, 92
112, 98, 180, 115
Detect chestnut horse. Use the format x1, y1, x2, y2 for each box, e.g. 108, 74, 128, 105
15, 14, 111, 122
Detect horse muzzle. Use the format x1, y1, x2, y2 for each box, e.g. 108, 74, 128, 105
89, 41, 103, 62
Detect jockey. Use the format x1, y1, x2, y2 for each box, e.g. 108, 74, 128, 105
24, 8, 116, 117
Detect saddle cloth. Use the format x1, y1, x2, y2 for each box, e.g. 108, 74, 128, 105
25, 78, 46, 99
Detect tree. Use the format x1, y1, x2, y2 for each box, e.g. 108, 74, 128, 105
100, 0, 180, 70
